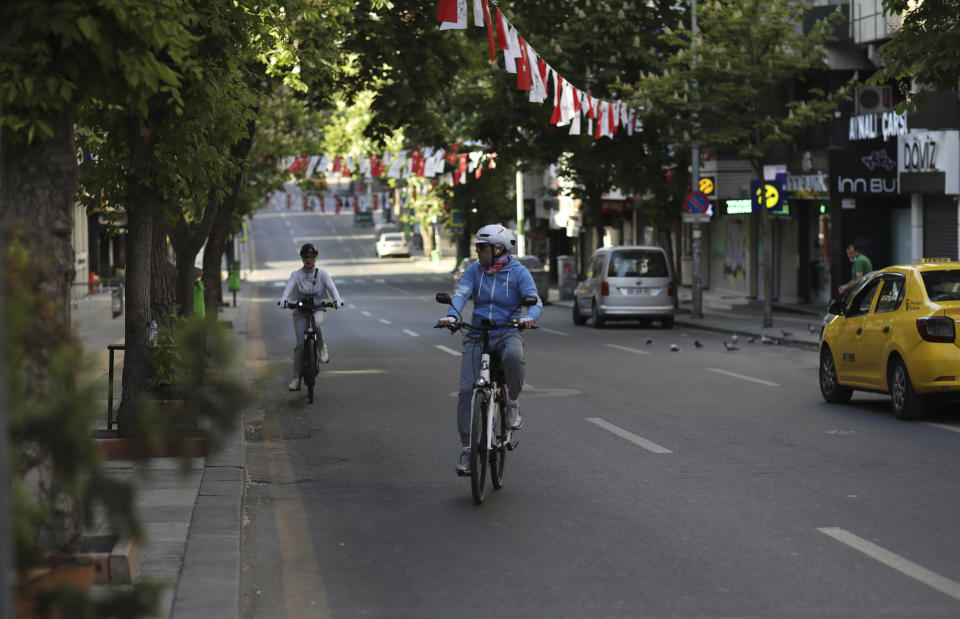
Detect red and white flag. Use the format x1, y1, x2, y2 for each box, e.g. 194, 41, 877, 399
439, 0, 467, 30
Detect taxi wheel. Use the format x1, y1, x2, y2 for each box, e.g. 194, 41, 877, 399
890, 359, 924, 420
819, 348, 852, 404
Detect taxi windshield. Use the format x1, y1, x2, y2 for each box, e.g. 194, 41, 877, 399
921, 269, 960, 302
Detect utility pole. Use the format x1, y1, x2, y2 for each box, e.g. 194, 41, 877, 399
690, 0, 703, 319
516, 167, 526, 256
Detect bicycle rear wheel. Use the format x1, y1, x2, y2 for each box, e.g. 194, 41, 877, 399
470, 391, 489, 504
303, 338, 316, 403
489, 386, 506, 489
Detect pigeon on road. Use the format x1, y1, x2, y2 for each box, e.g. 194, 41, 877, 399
781, 329, 793, 337
730, 333, 739, 343
808, 324, 819, 333
723, 341, 739, 352
694, 339, 704, 348
645, 338, 653, 345
747, 336, 756, 344
761, 335, 775, 345
669, 344, 680, 352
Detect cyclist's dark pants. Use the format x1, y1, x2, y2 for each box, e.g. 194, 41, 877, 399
457, 330, 525, 444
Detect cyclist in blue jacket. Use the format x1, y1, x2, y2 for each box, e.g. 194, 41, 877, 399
435, 224, 543, 474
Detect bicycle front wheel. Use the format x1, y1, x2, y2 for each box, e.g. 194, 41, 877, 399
470, 390, 489, 504
303, 338, 316, 403
489, 386, 506, 489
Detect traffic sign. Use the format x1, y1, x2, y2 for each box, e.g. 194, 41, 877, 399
750, 180, 787, 215
684, 191, 712, 215
698, 176, 716, 196
683, 213, 712, 223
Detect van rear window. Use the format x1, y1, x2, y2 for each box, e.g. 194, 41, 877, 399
607, 251, 669, 277
921, 269, 960, 302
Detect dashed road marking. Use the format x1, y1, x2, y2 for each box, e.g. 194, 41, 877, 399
585, 418, 672, 454
360, 311, 372, 317
402, 329, 419, 337
923, 422, 960, 434
707, 368, 779, 387
604, 343, 650, 355
818, 527, 960, 601
538, 328, 569, 336
378, 318, 392, 325
435, 345, 461, 357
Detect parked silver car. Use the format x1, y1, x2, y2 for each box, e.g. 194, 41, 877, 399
572, 246, 675, 328
376, 233, 410, 258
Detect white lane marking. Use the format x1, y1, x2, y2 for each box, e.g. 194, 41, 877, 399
435, 345, 461, 357
360, 311, 372, 317
374, 278, 386, 284
378, 318, 392, 325
604, 343, 650, 355
538, 328, 569, 336
818, 527, 960, 601
585, 418, 672, 454
402, 329, 419, 338
923, 422, 960, 434
707, 368, 780, 387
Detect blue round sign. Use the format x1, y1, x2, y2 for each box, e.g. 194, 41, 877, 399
684, 191, 710, 214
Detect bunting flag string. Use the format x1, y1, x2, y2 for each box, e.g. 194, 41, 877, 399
436, 0, 642, 140
278, 143, 498, 189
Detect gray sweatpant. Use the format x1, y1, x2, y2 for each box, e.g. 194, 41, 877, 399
457, 330, 526, 444
292, 309, 327, 378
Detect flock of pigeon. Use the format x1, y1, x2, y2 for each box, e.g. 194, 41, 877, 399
652, 323, 820, 352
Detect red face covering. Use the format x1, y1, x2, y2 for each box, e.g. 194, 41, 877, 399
482, 248, 510, 274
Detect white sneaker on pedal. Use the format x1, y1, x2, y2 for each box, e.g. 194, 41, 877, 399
320, 343, 330, 364
288, 378, 301, 391
507, 399, 523, 430
456, 447, 471, 475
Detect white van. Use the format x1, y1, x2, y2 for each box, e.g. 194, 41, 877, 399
572, 246, 675, 328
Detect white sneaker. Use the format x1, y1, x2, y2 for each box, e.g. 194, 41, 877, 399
288, 378, 301, 391
506, 399, 523, 430
320, 343, 330, 364
456, 447, 471, 476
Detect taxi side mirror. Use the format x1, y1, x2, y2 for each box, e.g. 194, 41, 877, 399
826, 298, 844, 316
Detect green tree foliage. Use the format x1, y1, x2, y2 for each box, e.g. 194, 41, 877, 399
623, 0, 849, 326
871, 0, 960, 97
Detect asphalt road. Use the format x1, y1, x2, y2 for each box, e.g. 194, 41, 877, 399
240, 208, 960, 618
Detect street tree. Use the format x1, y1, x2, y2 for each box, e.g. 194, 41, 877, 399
870, 0, 960, 98
625, 0, 850, 327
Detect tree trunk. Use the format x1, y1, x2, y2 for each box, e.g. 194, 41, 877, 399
151, 215, 176, 325
0, 106, 83, 554
117, 115, 160, 437
204, 126, 254, 311
171, 203, 217, 316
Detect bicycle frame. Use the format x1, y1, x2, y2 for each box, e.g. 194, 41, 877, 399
283, 298, 338, 402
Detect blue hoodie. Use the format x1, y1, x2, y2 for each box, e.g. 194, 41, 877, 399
448, 257, 543, 329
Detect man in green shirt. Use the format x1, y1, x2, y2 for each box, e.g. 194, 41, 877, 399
838, 243, 873, 295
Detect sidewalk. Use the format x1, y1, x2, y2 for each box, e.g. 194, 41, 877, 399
547, 284, 827, 350
75, 292, 247, 619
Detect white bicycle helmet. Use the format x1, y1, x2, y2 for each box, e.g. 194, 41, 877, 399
474, 224, 517, 254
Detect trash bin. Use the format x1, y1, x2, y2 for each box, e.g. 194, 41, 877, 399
557, 255, 577, 300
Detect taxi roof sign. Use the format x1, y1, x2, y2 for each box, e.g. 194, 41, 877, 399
921, 257, 953, 263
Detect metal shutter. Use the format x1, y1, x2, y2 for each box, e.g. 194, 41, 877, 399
923, 196, 959, 259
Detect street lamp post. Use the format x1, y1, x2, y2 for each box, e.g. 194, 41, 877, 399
690, 0, 703, 319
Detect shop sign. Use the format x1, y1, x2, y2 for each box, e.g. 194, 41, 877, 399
848, 110, 909, 142
830, 141, 899, 197
786, 171, 829, 198
898, 130, 960, 195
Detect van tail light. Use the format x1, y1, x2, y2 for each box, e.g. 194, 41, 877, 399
916, 316, 956, 342
668, 281, 675, 297
601, 281, 609, 297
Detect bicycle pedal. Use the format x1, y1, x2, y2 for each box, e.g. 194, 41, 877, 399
456, 469, 471, 477
506, 439, 519, 451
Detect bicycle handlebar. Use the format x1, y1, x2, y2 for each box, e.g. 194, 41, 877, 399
280, 299, 340, 310
434, 319, 537, 333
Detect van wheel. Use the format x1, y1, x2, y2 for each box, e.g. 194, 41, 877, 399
890, 358, 924, 420
591, 301, 605, 328
572, 301, 587, 325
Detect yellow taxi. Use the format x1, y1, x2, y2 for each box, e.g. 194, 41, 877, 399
819, 258, 960, 419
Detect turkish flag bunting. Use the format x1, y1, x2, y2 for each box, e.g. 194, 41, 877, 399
437, 0, 458, 22
332, 157, 341, 173
482, 0, 496, 61
494, 8, 508, 50
516, 35, 531, 91
549, 75, 562, 124
573, 87, 581, 113
538, 59, 548, 95
609, 102, 616, 135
